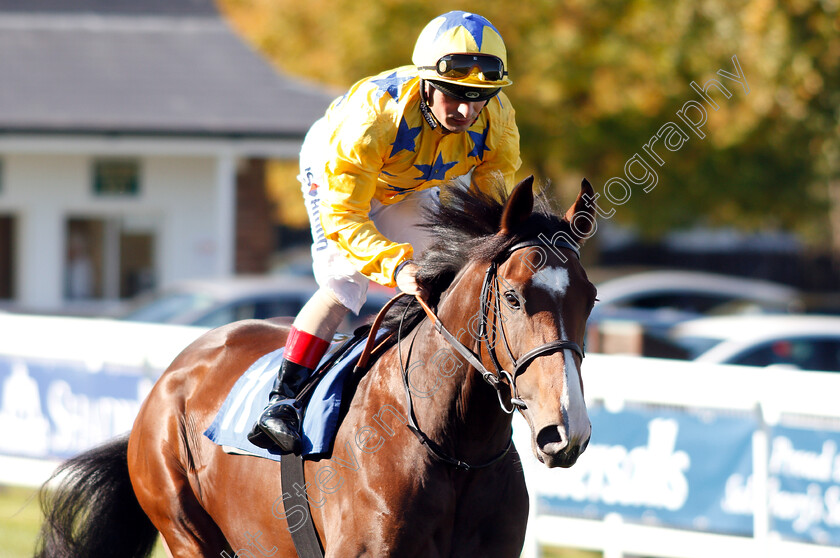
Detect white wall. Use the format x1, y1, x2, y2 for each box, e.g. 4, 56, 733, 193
142, 155, 226, 286
0, 152, 226, 309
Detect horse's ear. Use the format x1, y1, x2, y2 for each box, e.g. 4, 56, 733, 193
500, 175, 535, 234
564, 178, 596, 244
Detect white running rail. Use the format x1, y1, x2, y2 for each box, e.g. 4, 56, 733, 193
516, 353, 840, 558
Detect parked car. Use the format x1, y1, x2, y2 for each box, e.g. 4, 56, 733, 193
665, 314, 840, 372
119, 275, 395, 332
589, 270, 803, 337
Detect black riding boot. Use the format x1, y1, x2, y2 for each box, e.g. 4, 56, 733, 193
247, 360, 313, 453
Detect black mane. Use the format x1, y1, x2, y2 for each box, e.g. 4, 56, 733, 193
380, 175, 573, 335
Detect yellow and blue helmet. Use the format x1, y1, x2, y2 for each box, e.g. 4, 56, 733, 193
412, 11, 512, 96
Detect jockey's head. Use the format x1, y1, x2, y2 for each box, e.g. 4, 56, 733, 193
413, 11, 512, 132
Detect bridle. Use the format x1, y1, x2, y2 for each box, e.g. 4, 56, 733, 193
481, 239, 585, 409
390, 238, 585, 470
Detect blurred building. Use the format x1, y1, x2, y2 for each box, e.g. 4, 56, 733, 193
0, 0, 333, 312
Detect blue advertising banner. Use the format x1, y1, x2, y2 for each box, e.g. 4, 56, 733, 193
0, 355, 153, 459
767, 424, 840, 546
536, 404, 756, 536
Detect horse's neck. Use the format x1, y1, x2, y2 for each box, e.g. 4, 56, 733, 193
394, 299, 512, 462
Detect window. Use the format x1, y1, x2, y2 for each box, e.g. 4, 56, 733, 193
0, 215, 14, 299
93, 159, 140, 195
193, 297, 307, 328
65, 217, 156, 301
65, 219, 102, 299
732, 338, 840, 372
621, 292, 734, 314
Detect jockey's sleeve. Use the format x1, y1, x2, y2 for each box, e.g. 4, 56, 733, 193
319, 102, 413, 288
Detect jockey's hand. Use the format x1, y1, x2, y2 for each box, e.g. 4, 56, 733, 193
395, 262, 425, 299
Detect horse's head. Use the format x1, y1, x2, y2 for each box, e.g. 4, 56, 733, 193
399, 175, 597, 469
491, 176, 597, 468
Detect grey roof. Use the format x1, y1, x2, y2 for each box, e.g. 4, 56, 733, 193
0, 1, 335, 138
0, 0, 219, 17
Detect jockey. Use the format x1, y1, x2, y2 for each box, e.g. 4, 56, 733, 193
249, 10, 521, 453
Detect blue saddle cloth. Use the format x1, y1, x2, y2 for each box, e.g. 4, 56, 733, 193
204, 330, 382, 460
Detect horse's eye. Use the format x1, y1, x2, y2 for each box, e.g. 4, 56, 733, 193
503, 290, 522, 310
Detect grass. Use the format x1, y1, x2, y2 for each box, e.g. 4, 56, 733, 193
543, 548, 602, 558
0, 483, 599, 558
0, 484, 167, 558
0, 485, 41, 558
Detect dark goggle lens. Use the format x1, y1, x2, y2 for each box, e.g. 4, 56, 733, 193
434, 54, 505, 81
428, 80, 501, 102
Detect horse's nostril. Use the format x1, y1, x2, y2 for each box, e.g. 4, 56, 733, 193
536, 425, 567, 452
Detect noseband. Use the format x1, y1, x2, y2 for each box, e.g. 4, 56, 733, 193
395, 238, 585, 470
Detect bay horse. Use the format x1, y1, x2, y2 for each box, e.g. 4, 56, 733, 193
35, 175, 597, 558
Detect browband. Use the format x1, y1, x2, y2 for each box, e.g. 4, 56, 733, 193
501, 238, 581, 262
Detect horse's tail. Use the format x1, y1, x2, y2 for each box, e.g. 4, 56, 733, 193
34, 433, 158, 558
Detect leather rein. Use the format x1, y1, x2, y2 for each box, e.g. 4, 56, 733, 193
355, 238, 585, 471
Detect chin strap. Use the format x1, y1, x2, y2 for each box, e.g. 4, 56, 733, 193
418, 79, 439, 130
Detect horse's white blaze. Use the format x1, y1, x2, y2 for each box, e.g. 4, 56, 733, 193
562, 348, 588, 443
558, 321, 588, 445
531, 265, 588, 447
532, 266, 570, 298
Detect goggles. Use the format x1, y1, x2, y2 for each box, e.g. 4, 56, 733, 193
427, 80, 501, 102
419, 54, 507, 82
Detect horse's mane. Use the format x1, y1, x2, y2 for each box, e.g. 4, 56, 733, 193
380, 175, 572, 335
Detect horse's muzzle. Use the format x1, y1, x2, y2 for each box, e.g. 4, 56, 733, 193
535, 423, 591, 468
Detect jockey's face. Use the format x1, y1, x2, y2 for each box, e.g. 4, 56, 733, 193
427, 86, 487, 133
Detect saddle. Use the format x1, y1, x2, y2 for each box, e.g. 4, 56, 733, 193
203, 296, 400, 461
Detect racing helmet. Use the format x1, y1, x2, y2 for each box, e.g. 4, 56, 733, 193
412, 11, 512, 91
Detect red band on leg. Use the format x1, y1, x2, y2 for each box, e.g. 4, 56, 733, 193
284, 327, 330, 370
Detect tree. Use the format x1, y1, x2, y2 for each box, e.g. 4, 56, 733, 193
218, 0, 839, 251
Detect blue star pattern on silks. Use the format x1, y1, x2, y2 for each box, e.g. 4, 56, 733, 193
434, 12, 501, 50
390, 117, 422, 158
371, 72, 413, 101
414, 153, 458, 181
468, 125, 491, 160
382, 169, 414, 196
383, 184, 415, 196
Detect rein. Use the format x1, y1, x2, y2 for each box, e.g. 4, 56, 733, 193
356, 238, 585, 471
397, 300, 512, 471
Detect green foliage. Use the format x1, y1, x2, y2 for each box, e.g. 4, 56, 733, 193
218, 0, 839, 245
